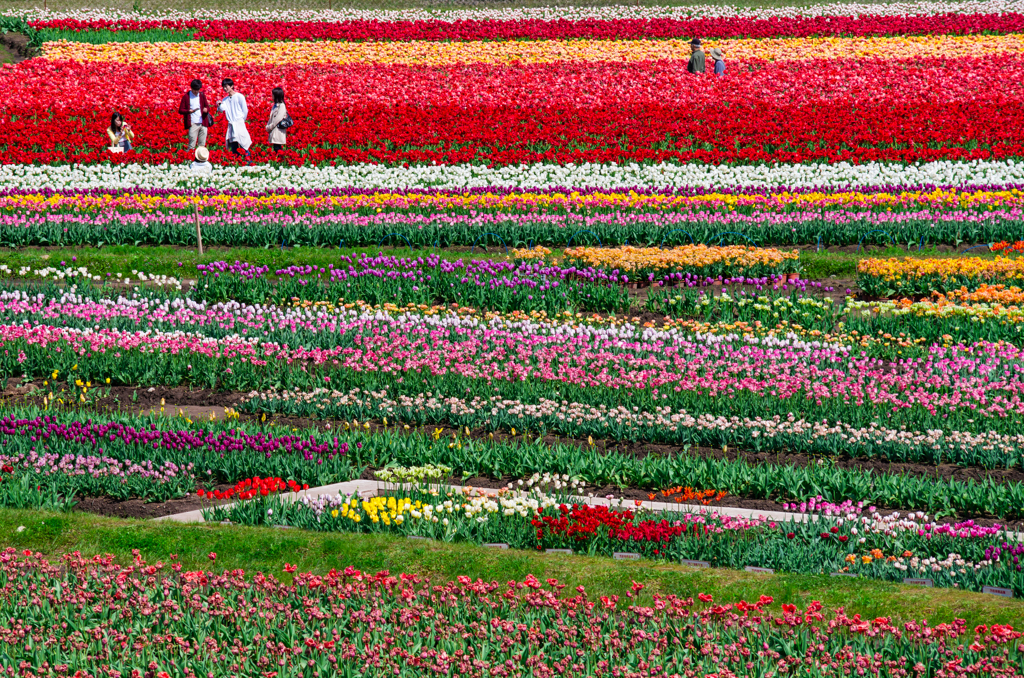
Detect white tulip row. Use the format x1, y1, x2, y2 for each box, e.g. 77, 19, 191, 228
0, 158, 1022, 191
6, 1, 1022, 23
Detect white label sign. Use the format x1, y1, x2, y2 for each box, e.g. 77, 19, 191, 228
982, 586, 1013, 598
904, 578, 934, 587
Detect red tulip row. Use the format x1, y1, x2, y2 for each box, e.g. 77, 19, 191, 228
29, 12, 1024, 42
198, 476, 308, 501
3, 550, 1021, 677
3, 99, 1020, 166
4, 56, 1019, 165
15, 58, 1020, 111
3, 57, 1021, 166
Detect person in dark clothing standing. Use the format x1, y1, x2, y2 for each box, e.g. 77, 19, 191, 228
688, 39, 706, 74
178, 79, 212, 150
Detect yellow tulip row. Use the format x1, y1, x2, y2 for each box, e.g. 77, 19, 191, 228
42, 32, 1024, 65
330, 495, 420, 526
858, 256, 1024, 282
563, 244, 800, 278
511, 246, 552, 260
849, 298, 1024, 322
6, 187, 1023, 212
944, 284, 1024, 305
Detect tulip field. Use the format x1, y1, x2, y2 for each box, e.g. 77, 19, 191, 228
2, 0, 1024, 673
3, 1, 1024, 250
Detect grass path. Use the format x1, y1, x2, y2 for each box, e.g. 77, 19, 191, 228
0, 243, 982, 281
3, 507, 1021, 627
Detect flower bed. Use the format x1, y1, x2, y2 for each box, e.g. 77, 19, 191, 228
3, 2, 1024, 632
28, 12, 1024, 42
645, 283, 1024, 344
242, 386, 1024, 474
10, 1, 1024, 21
5, 275, 1024, 442
562, 245, 801, 282
1, 3, 1024, 259
4, 41, 1024, 166
193, 254, 630, 311
198, 476, 308, 501
8, 315, 1024, 436
858, 256, 1024, 296
3, 187, 1024, 248
0, 161, 1022, 191
202, 478, 1024, 595
0, 549, 1019, 677
0, 406, 1022, 520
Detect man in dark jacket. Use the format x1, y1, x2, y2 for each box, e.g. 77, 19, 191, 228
178, 79, 213, 149
687, 39, 706, 74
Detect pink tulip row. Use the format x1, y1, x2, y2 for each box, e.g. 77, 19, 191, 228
3, 305, 1024, 419
30, 12, 1024, 42
0, 449, 192, 483
785, 499, 1008, 540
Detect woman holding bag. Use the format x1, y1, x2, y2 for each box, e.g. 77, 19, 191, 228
266, 87, 289, 154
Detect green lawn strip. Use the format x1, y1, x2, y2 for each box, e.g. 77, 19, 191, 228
0, 244, 513, 279
2, 507, 1020, 626
1, 243, 991, 283
35, 28, 194, 43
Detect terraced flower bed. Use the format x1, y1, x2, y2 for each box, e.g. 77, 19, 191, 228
1, 0, 1024, 667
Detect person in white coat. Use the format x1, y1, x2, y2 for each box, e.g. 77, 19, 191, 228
218, 78, 252, 162
266, 87, 287, 155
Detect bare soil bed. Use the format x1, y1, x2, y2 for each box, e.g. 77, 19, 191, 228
73, 484, 234, 519
0, 32, 30, 63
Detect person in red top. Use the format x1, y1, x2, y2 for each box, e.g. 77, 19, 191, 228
178, 79, 212, 149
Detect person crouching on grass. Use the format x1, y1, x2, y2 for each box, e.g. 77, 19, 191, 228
106, 112, 134, 152
218, 77, 252, 163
